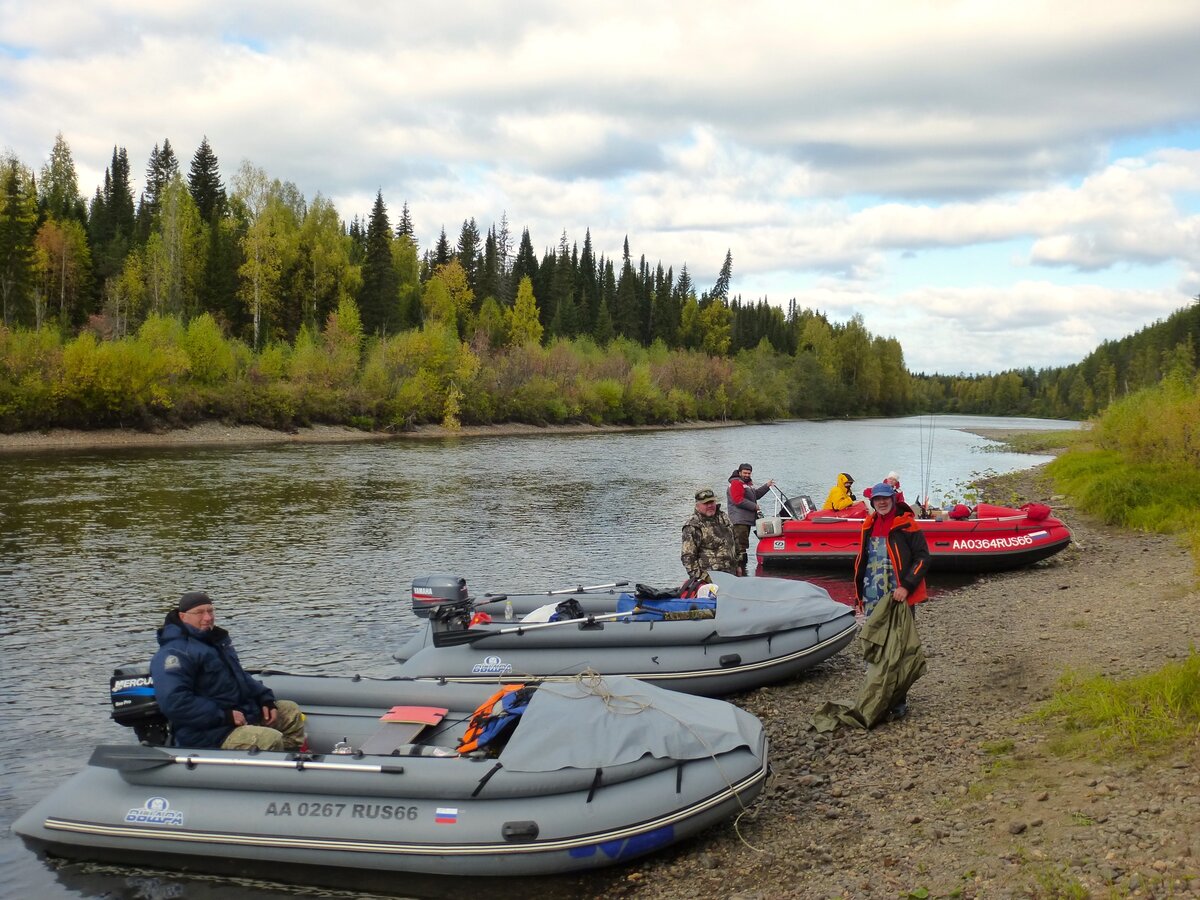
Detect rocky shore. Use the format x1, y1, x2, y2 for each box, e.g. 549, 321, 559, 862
576, 464, 1198, 899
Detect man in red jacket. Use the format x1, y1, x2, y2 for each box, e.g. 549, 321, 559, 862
726, 463, 775, 576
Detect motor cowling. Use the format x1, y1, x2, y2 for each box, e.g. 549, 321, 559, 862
411, 574, 470, 618
110, 663, 171, 746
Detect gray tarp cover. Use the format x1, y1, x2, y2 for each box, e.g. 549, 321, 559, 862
498, 673, 764, 773
708, 571, 851, 637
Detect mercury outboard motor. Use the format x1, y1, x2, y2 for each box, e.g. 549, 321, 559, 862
110, 663, 171, 746
411, 574, 470, 618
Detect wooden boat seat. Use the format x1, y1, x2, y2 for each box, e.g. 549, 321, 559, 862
359, 706, 448, 755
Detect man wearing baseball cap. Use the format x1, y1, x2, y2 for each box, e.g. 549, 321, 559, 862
151, 591, 306, 751
681, 487, 737, 584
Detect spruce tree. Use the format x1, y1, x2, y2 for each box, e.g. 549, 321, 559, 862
188, 137, 227, 222
433, 227, 451, 268
456, 217, 481, 302
38, 132, 85, 223
511, 228, 538, 294
358, 190, 398, 335
138, 140, 180, 239
0, 156, 37, 326
396, 201, 414, 239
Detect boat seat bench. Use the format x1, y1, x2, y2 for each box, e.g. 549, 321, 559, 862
358, 706, 447, 755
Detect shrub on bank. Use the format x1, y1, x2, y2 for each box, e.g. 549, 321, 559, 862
1048, 373, 1200, 577
0, 312, 806, 433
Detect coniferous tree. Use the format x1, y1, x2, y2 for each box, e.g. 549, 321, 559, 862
614, 237, 639, 338
38, 133, 86, 224
577, 229, 598, 334
709, 249, 733, 305
188, 137, 227, 222
0, 155, 37, 326
480, 227, 500, 303
138, 139, 180, 239
511, 228, 538, 295
456, 217, 482, 304
358, 190, 399, 335
433, 227, 451, 268
396, 201, 414, 239
495, 211, 512, 304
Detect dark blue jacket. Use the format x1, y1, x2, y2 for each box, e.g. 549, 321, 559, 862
150, 612, 275, 748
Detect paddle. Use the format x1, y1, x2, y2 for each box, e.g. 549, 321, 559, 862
90, 744, 175, 771
89, 743, 408, 773
477, 581, 630, 604
431, 610, 639, 647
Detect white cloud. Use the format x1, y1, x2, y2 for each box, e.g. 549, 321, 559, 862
3, 0, 1200, 374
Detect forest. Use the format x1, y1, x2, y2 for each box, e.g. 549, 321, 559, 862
1, 133, 1197, 433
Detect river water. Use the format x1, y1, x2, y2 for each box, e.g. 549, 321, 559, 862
0, 415, 1077, 899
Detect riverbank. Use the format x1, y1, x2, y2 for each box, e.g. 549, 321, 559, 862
578, 463, 1198, 899
0, 419, 746, 454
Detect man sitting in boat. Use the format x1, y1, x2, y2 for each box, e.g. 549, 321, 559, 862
681, 488, 737, 585
150, 591, 306, 751
863, 471, 906, 505
822, 473, 857, 510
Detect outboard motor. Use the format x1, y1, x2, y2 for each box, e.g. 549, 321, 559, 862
411, 574, 470, 619
110, 664, 171, 746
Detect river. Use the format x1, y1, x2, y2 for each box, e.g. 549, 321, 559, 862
0, 414, 1078, 899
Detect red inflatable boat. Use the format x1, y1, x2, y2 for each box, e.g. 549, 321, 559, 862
755, 491, 1072, 572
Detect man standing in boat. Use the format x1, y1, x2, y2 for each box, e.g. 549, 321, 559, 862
150, 591, 306, 751
681, 488, 738, 585
726, 463, 775, 576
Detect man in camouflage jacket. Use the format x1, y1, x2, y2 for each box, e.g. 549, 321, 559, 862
681, 488, 738, 582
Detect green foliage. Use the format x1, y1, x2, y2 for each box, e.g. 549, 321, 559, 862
1031, 651, 1200, 757
182, 313, 235, 386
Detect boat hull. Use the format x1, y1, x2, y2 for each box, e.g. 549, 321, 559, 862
756, 511, 1073, 572
14, 673, 769, 879
393, 576, 859, 696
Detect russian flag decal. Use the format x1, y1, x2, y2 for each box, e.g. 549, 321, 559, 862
435, 807, 458, 824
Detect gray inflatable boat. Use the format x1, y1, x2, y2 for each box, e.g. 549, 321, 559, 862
394, 571, 858, 696
14, 671, 768, 881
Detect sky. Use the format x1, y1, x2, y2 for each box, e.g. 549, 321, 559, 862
2, 1, 1200, 376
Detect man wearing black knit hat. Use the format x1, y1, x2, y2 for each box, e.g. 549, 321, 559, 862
725, 462, 775, 576
150, 591, 305, 750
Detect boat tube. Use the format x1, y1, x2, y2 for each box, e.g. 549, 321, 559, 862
755, 487, 1072, 572
392, 571, 858, 696
14, 669, 769, 881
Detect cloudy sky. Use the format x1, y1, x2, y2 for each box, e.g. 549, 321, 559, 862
3, 1, 1200, 375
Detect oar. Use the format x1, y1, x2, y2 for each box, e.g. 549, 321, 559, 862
480, 581, 629, 601
89, 743, 408, 773
432, 610, 639, 647
90, 744, 176, 771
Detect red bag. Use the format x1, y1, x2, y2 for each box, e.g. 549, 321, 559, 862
1020, 502, 1051, 521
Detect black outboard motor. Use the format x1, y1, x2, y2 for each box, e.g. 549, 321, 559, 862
110, 664, 171, 746
411, 575, 470, 619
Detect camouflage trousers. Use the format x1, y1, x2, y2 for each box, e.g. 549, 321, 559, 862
732, 524, 752, 573
220, 699, 306, 751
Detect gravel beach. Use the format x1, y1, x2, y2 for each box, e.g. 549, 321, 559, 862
576, 462, 1199, 900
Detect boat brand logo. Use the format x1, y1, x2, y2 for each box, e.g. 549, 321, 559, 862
126, 796, 184, 826
112, 676, 153, 691
772, 540, 785, 549
471, 655, 513, 675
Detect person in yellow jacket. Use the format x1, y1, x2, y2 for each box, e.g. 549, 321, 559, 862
822, 473, 857, 510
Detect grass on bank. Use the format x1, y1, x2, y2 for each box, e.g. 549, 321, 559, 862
1031, 651, 1200, 759
1043, 372, 1200, 578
